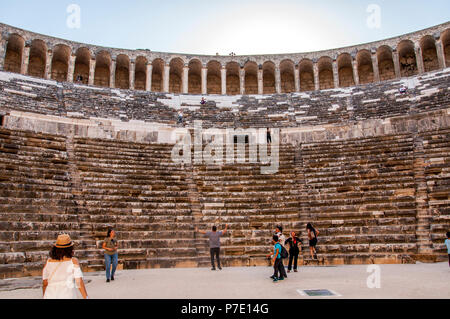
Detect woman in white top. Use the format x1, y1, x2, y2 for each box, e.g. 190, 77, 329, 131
42, 234, 89, 299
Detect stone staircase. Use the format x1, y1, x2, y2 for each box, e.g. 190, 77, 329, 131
421, 128, 450, 261
1, 69, 449, 130
299, 133, 419, 264
0, 124, 448, 278
72, 137, 198, 271
192, 143, 303, 267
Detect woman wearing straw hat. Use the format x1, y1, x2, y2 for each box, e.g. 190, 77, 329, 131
42, 234, 89, 299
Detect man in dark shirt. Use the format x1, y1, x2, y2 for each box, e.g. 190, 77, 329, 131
284, 232, 302, 273
195, 224, 228, 270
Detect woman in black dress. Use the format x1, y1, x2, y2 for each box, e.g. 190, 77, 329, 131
307, 223, 319, 260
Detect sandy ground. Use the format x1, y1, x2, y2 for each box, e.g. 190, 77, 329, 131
0, 262, 449, 299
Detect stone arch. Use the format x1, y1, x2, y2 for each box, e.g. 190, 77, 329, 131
4, 34, 24, 73
263, 61, 276, 94
207, 60, 221, 94
169, 58, 183, 93
377, 45, 395, 81
337, 53, 354, 87
28, 39, 47, 78
397, 40, 417, 77
151, 58, 164, 92
299, 59, 314, 92
244, 61, 258, 94
51, 44, 71, 82
280, 59, 295, 93
73, 47, 91, 84
318, 56, 334, 90
356, 50, 374, 84
442, 29, 450, 67
226, 62, 240, 95
115, 54, 130, 89
188, 59, 202, 94
134, 56, 147, 91
94, 50, 111, 87
419, 35, 439, 72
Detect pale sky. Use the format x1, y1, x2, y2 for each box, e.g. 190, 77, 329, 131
0, 0, 449, 55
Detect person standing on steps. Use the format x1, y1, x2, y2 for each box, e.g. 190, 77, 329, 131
285, 231, 302, 273
103, 228, 119, 282
307, 223, 319, 260
195, 224, 228, 270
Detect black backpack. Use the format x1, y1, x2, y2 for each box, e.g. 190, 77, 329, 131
280, 245, 288, 259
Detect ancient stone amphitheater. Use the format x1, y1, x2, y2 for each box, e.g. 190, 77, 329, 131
0, 21, 449, 279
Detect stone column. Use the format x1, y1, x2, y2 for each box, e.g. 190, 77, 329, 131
371, 50, 380, 82
201, 66, 207, 95
275, 67, 281, 93
257, 67, 263, 95
129, 60, 136, 90
45, 50, 53, 80
88, 58, 96, 86
109, 59, 116, 88
352, 58, 360, 86
392, 49, 401, 78
163, 63, 170, 93
240, 67, 245, 95
221, 66, 227, 95
182, 65, 189, 94
0, 35, 7, 71
313, 62, 319, 91
67, 54, 76, 82
146, 63, 153, 91
21, 45, 31, 75
414, 43, 425, 74
332, 59, 339, 88
435, 38, 445, 69
294, 65, 300, 92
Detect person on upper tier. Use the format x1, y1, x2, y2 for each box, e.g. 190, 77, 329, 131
177, 111, 184, 124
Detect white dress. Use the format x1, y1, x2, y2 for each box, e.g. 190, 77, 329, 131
42, 259, 84, 299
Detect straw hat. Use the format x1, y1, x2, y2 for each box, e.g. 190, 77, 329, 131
54, 234, 74, 248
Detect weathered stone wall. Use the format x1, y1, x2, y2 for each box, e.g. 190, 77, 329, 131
0, 106, 448, 278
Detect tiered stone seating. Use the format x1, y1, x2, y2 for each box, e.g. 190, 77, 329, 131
1, 69, 449, 129
193, 144, 303, 267
421, 129, 450, 258
299, 134, 418, 264
0, 128, 77, 278
72, 137, 197, 270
